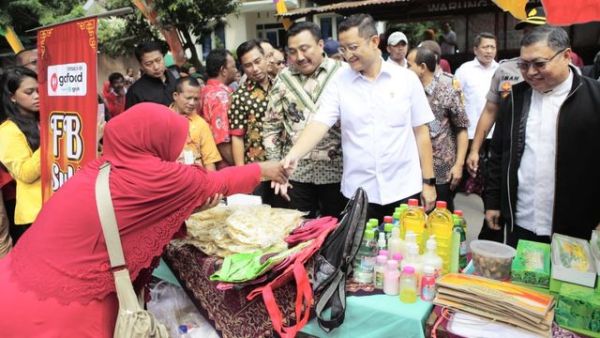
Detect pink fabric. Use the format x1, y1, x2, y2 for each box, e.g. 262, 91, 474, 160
0, 103, 261, 336
440, 58, 452, 74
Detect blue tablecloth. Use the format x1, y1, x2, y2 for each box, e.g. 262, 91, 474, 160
301, 294, 433, 338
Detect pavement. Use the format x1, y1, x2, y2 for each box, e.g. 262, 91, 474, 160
454, 192, 485, 247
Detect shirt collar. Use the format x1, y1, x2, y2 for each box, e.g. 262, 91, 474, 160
290, 56, 333, 78
206, 78, 229, 90
387, 57, 406, 68
352, 57, 393, 81
473, 57, 498, 69
244, 77, 271, 92
424, 76, 439, 96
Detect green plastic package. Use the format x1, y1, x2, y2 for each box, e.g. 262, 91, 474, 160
511, 240, 551, 288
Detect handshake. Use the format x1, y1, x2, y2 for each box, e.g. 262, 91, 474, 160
258, 156, 298, 201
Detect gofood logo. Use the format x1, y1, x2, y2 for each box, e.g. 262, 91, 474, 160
47, 62, 87, 96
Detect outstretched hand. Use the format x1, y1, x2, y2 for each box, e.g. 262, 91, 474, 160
258, 161, 289, 185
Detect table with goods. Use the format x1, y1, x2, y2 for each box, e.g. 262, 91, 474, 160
153, 192, 600, 338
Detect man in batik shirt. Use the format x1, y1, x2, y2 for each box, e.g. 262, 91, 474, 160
407, 47, 469, 211
263, 22, 346, 218
229, 39, 277, 204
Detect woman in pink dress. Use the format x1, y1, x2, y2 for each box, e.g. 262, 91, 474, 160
0, 102, 287, 337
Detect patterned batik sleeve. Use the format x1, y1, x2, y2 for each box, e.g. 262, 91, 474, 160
228, 90, 246, 137
262, 81, 286, 161
448, 87, 470, 129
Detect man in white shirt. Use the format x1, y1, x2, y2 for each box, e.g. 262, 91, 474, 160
454, 33, 499, 140
276, 14, 436, 221
387, 31, 409, 68
485, 26, 600, 246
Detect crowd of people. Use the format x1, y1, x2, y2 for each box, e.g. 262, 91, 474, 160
0, 7, 599, 336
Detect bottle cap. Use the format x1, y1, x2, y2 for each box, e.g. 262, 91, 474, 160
178, 325, 189, 334
423, 265, 435, 274
368, 218, 379, 226
391, 227, 400, 237
376, 255, 388, 264
408, 199, 419, 206
454, 218, 462, 226
405, 231, 417, 242
384, 223, 393, 232
394, 207, 402, 214
436, 201, 447, 209
386, 260, 399, 270
400, 203, 409, 209
402, 266, 415, 274
378, 232, 386, 241
392, 253, 403, 261
393, 211, 401, 220
454, 210, 464, 217
383, 216, 393, 224
364, 229, 375, 240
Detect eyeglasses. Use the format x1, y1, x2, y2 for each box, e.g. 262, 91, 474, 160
517, 48, 567, 71
338, 44, 360, 55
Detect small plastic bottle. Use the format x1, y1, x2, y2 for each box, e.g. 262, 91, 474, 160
420, 265, 437, 302
391, 253, 403, 270
387, 227, 405, 259
383, 260, 400, 295
399, 266, 418, 303
377, 232, 387, 252
422, 235, 443, 278
374, 255, 387, 289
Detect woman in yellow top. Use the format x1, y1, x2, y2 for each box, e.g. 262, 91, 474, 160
0, 66, 41, 242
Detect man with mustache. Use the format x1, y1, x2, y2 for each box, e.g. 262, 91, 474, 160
262, 22, 346, 218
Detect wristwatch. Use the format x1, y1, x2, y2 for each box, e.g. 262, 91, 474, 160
422, 177, 436, 186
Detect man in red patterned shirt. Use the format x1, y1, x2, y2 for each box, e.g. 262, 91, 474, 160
102, 72, 126, 118
200, 49, 238, 166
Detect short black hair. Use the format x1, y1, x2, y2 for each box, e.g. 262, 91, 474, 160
521, 26, 570, 51
134, 41, 165, 62
474, 32, 496, 48
338, 14, 378, 39
206, 49, 233, 78
412, 47, 437, 72
108, 72, 124, 85
236, 39, 264, 61
287, 22, 322, 42
175, 76, 200, 93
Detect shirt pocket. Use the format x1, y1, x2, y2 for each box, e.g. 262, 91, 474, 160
381, 93, 409, 128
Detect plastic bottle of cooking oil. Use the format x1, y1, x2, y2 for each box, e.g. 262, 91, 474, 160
427, 201, 453, 274
401, 199, 427, 253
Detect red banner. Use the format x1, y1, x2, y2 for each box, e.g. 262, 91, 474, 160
38, 18, 98, 201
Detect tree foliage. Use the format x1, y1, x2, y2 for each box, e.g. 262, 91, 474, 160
101, 0, 238, 65
0, 0, 86, 47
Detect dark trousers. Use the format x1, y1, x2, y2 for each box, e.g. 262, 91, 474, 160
435, 183, 455, 212
3, 198, 30, 244
478, 218, 505, 243
366, 192, 421, 224
506, 224, 551, 248
253, 181, 289, 208
288, 181, 347, 219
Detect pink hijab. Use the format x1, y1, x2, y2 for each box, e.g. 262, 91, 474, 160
10, 103, 212, 304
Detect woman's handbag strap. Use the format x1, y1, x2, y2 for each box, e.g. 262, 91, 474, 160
95, 162, 127, 269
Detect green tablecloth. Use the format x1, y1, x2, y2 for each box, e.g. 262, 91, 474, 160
152, 258, 182, 287
301, 295, 433, 338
